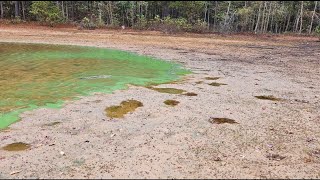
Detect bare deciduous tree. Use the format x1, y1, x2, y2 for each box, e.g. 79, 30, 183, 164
309, 1, 318, 34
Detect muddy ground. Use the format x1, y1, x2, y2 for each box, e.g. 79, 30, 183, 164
0, 24, 319, 179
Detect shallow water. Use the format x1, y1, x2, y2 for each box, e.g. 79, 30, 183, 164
0, 42, 190, 128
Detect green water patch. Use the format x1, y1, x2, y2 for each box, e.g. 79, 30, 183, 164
209, 118, 238, 124
2, 142, 31, 151
255, 95, 282, 101
0, 42, 190, 128
164, 100, 180, 106
105, 100, 143, 118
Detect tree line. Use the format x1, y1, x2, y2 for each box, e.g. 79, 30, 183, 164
0, 1, 319, 34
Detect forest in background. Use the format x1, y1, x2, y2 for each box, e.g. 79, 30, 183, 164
0, 1, 320, 35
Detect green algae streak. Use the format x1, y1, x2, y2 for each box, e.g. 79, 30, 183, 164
0, 42, 191, 128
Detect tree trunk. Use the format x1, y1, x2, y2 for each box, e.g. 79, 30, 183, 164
260, 1, 266, 32
109, 1, 113, 25
98, 2, 102, 24
122, 3, 125, 25
65, 1, 69, 21
213, 1, 217, 29
254, 2, 262, 34
138, 1, 141, 23
271, 2, 277, 33
207, 2, 210, 29
86, 1, 89, 13
224, 1, 231, 28
309, 1, 317, 34
294, 13, 300, 32
264, 2, 272, 33
162, 1, 169, 18
71, 1, 75, 21
106, 2, 110, 24
145, 3, 148, 19
285, 13, 291, 32
130, 1, 135, 26
0, 1, 3, 19
21, 1, 25, 20
14, 1, 19, 18
204, 1, 207, 22
125, 7, 129, 26
299, 1, 303, 34
244, 12, 248, 32
251, 14, 256, 31
61, 1, 65, 19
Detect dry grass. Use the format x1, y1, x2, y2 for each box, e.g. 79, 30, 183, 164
164, 100, 180, 106
105, 100, 143, 118
183, 92, 198, 96
208, 82, 227, 87
147, 87, 186, 94
208, 118, 238, 124
2, 142, 31, 151
255, 95, 282, 101
205, 77, 220, 80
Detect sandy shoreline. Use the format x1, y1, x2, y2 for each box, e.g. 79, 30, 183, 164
0, 25, 319, 178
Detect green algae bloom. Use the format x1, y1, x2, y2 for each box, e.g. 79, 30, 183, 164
0, 42, 190, 128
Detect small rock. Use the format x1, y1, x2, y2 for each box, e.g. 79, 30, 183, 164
84, 140, 90, 143
266, 153, 285, 161
306, 138, 314, 142
110, 134, 116, 138
10, 171, 20, 175
213, 157, 221, 161
304, 157, 312, 163
313, 149, 320, 157
60, 151, 65, 156
267, 144, 273, 149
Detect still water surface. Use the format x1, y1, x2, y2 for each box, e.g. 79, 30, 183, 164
0, 42, 190, 128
